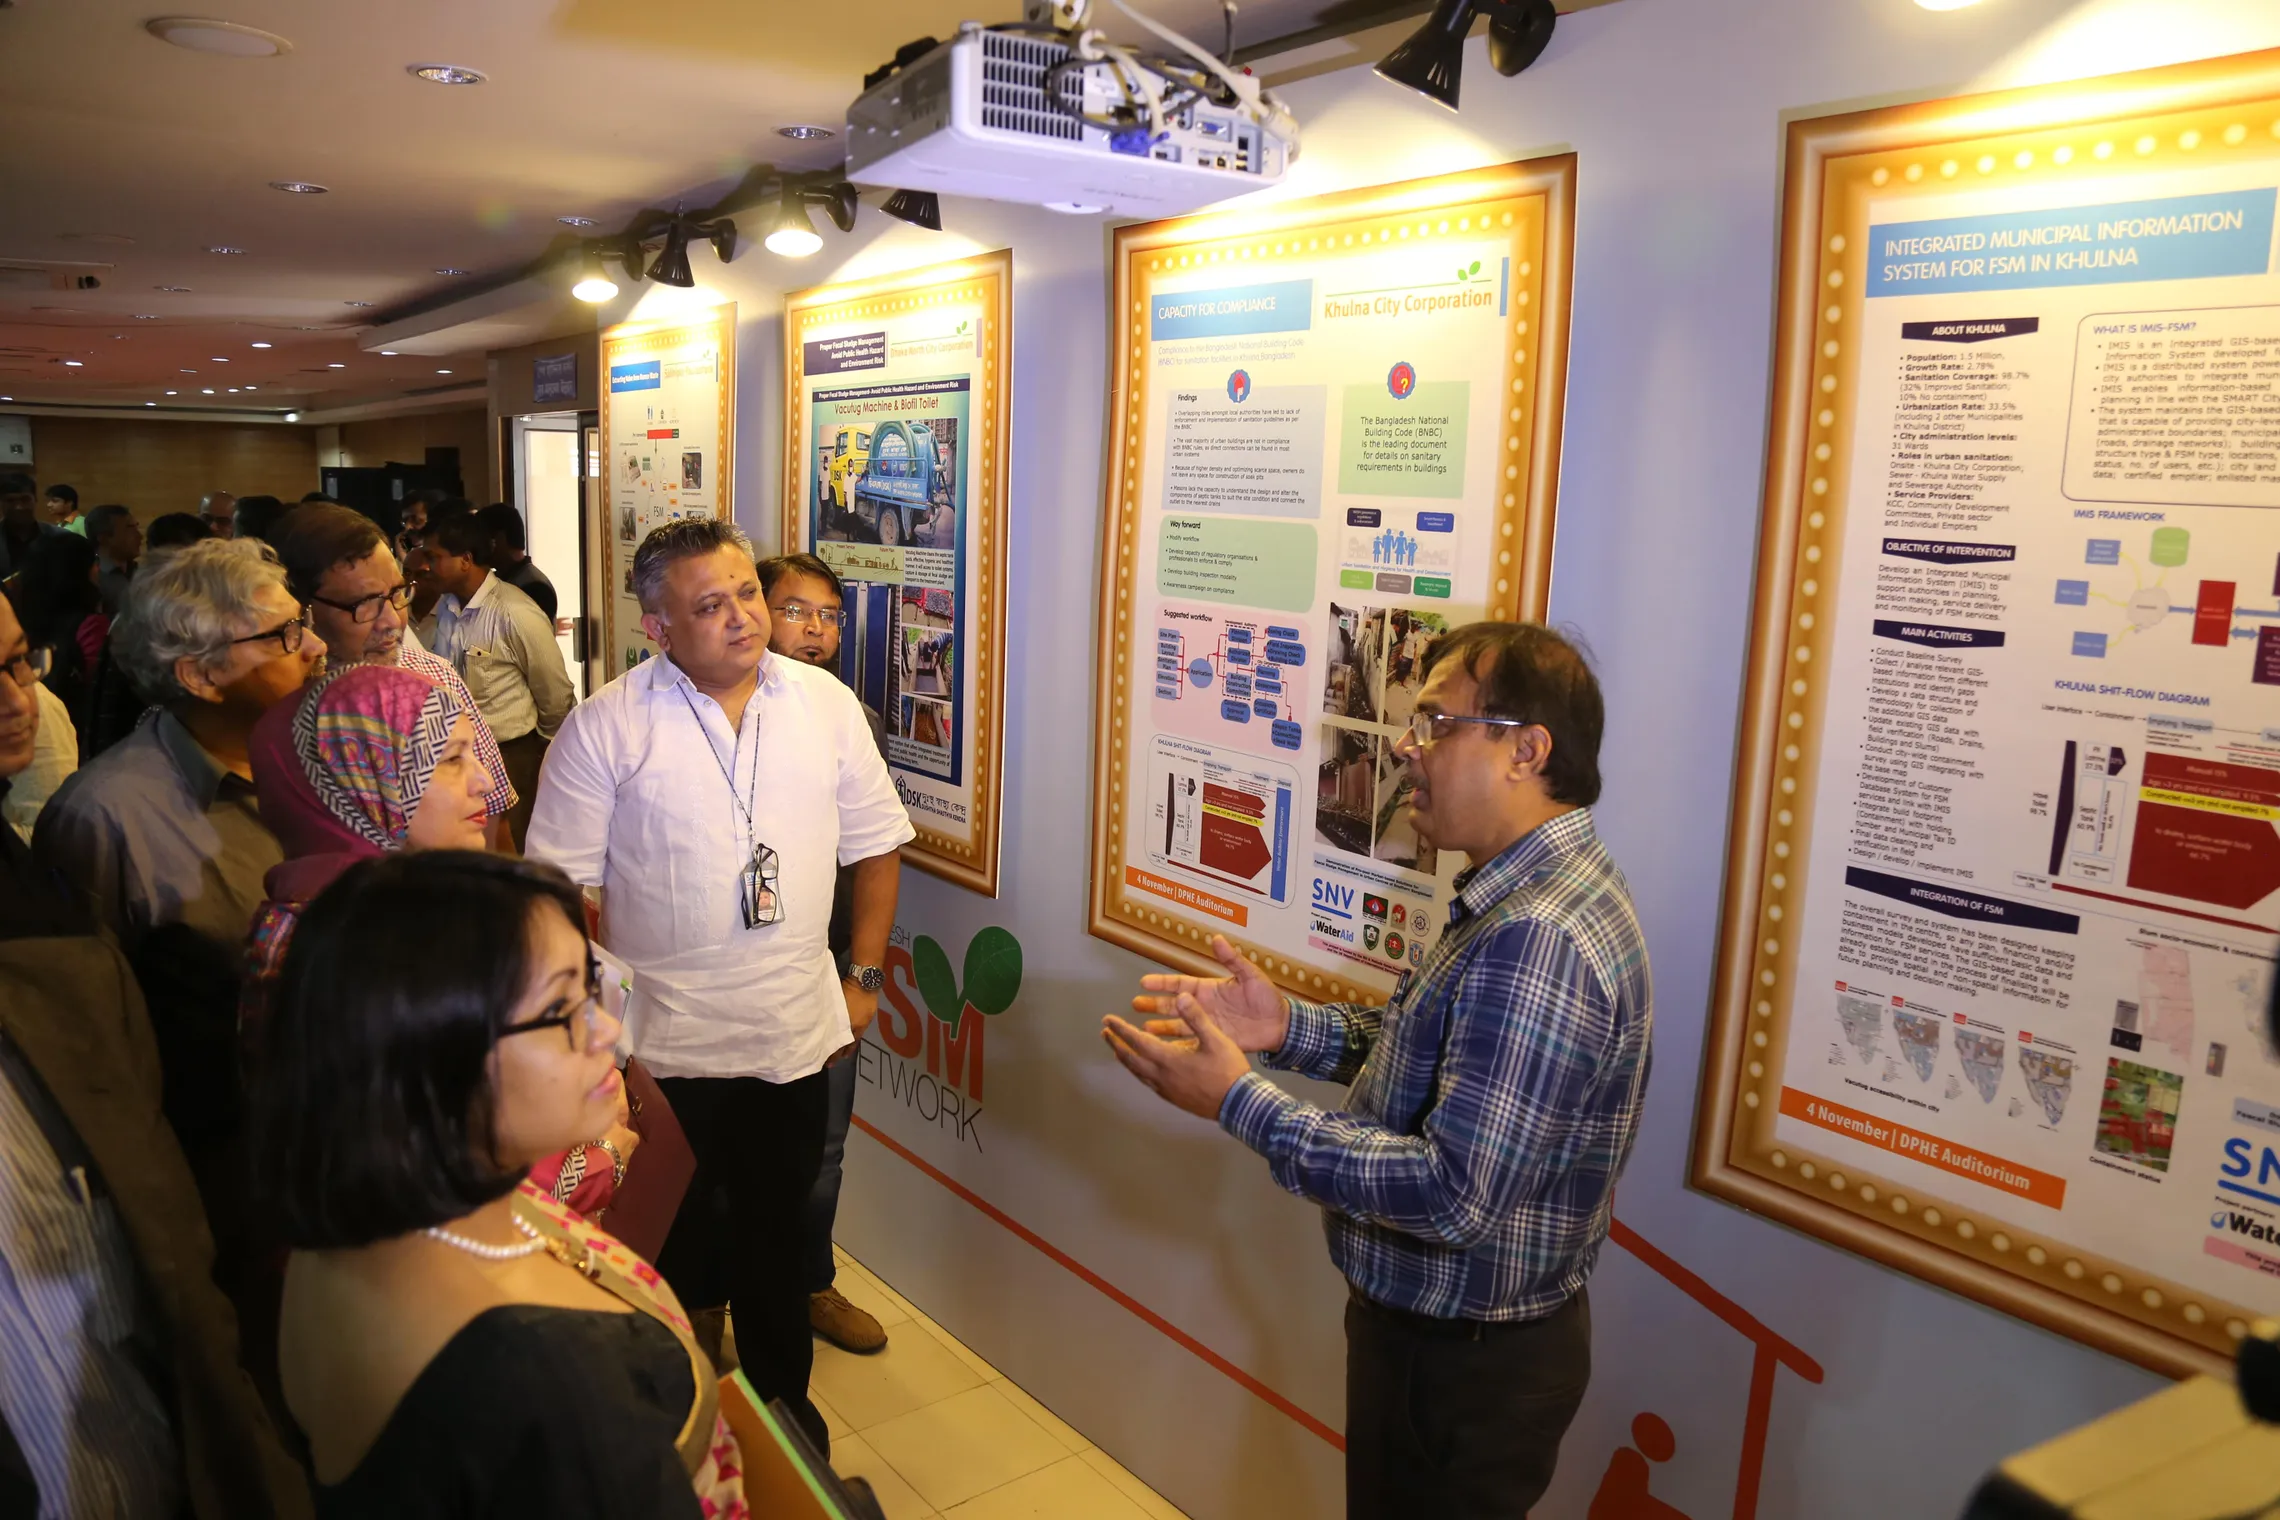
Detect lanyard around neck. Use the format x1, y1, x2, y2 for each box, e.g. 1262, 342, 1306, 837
676, 684, 759, 845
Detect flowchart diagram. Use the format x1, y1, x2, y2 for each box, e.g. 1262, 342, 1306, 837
2059, 529, 2280, 683
1155, 612, 1307, 752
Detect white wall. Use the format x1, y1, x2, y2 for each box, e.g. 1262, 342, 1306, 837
622, 3, 2280, 1514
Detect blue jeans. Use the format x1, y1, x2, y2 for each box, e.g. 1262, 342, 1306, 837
804, 1053, 856, 1293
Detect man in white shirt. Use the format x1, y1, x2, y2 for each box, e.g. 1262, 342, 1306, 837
422, 506, 574, 847
526, 518, 912, 1454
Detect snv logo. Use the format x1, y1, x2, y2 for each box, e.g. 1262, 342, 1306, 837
2221, 1137, 2280, 1189
875, 926, 1023, 1101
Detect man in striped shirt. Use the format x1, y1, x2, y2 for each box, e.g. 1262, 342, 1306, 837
422, 506, 574, 848
1106, 621, 1653, 1519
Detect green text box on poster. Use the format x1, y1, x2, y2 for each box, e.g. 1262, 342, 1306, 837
1338, 380, 1469, 498
1155, 516, 1317, 612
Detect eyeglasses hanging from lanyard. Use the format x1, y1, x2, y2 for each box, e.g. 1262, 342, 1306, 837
679, 687, 784, 929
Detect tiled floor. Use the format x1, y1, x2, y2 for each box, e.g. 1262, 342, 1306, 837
808, 1246, 1191, 1520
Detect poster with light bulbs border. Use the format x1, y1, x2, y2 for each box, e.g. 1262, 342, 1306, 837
781, 250, 1010, 898
1087, 158, 1573, 1004
599, 306, 736, 676
1693, 49, 2280, 1379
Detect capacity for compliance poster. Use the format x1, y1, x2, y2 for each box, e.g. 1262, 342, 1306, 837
1091, 160, 1573, 1004
1699, 53, 2280, 1373
783, 252, 1009, 896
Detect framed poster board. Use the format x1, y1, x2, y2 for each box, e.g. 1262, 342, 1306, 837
1695, 51, 2280, 1377
598, 306, 736, 679
1089, 159, 1574, 1002
781, 251, 1010, 897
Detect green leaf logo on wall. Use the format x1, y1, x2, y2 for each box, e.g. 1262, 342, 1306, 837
910, 925, 1023, 1033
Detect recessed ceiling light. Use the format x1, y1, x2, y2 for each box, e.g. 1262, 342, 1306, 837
146, 18, 293, 56
285, 411, 300, 422
250, 341, 272, 349
206, 245, 247, 255
270, 181, 328, 194
778, 125, 835, 141
327, 362, 345, 369
227, 387, 239, 393
134, 314, 160, 320
557, 216, 598, 228
408, 63, 485, 85
111, 334, 128, 340
62, 360, 83, 367
180, 368, 197, 374
201, 387, 215, 394
165, 390, 177, 396
211, 356, 229, 363
244, 385, 258, 390
379, 349, 399, 356
147, 402, 157, 407
155, 285, 191, 293
343, 300, 372, 308
437, 369, 453, 375
434, 267, 469, 276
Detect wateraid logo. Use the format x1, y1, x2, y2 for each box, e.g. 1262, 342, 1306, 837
863, 926, 1022, 1151
2213, 1210, 2280, 1244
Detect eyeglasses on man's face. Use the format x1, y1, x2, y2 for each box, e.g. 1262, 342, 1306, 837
2, 646, 53, 689
312, 582, 412, 625
769, 600, 841, 629
1396, 710, 1534, 752
228, 608, 311, 657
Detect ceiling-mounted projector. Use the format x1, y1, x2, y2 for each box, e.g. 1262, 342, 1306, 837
846, 0, 1298, 217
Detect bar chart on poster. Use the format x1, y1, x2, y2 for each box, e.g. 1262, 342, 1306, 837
1090, 160, 1574, 1004
783, 252, 1010, 897
598, 307, 735, 677
1697, 52, 2280, 1376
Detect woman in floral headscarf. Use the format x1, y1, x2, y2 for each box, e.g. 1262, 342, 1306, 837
244, 663, 635, 1212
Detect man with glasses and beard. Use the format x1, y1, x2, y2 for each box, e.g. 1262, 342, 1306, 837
269, 502, 517, 848
527, 519, 911, 1457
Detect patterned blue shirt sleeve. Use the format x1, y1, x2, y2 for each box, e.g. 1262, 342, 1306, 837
1222, 919, 1610, 1250
1260, 994, 1381, 1085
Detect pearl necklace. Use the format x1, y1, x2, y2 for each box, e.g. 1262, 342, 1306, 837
424, 1213, 545, 1260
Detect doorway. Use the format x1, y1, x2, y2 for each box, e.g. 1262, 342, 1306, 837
512, 412, 587, 699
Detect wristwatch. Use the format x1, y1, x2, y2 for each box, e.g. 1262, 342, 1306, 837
844, 963, 885, 993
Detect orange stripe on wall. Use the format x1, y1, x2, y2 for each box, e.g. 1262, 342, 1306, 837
1779, 1086, 2066, 1208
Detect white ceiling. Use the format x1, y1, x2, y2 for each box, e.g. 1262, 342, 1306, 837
0, 0, 1472, 414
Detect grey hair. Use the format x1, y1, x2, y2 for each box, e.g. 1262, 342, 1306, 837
113, 537, 291, 704
85, 503, 134, 544
630, 517, 754, 614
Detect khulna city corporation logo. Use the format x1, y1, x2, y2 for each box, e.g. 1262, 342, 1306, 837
1227, 368, 1252, 403
1387, 360, 1417, 399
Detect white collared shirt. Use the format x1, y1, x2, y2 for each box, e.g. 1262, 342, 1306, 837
429, 570, 574, 742
526, 652, 914, 1082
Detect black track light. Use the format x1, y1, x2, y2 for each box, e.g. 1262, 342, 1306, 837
808, 181, 860, 234
1376, 0, 1556, 112
647, 220, 696, 287
881, 188, 943, 232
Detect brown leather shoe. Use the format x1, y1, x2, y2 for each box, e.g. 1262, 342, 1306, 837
809, 1287, 887, 1353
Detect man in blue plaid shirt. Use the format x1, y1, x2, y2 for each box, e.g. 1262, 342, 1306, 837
1105, 622, 1652, 1518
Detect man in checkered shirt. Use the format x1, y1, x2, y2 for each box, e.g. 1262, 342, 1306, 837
1106, 621, 1653, 1519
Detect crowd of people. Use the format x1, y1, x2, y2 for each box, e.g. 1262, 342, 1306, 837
0, 472, 913, 1518
4, 466, 1656, 1520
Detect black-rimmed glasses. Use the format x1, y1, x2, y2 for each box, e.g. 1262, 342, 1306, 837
228, 609, 311, 656
312, 582, 412, 625
741, 842, 782, 929
500, 969, 609, 1053
2, 646, 53, 689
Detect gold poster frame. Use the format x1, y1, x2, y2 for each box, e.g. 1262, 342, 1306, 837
1694, 49, 2280, 1379
1089, 158, 1575, 1000
597, 306, 737, 674
780, 250, 1011, 898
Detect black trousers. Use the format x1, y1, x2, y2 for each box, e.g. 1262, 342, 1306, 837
654, 1072, 830, 1450
1344, 1288, 1591, 1520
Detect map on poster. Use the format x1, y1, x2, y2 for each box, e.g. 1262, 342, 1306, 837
1697, 53, 2280, 1374
1091, 160, 1574, 1003
784, 253, 1010, 896
599, 308, 734, 676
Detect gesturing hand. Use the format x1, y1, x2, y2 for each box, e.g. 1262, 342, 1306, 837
1102, 991, 1255, 1121
1129, 935, 1290, 1054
